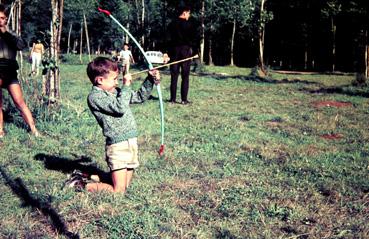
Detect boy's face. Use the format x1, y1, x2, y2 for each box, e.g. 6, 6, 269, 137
124, 45, 129, 50
182, 11, 190, 20
0, 12, 8, 28
96, 70, 119, 92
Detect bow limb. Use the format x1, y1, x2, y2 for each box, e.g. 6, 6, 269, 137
98, 8, 165, 156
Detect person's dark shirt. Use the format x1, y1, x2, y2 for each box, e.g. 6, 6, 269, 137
0, 30, 25, 60
166, 18, 199, 52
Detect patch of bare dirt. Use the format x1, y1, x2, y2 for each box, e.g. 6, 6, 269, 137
320, 133, 344, 140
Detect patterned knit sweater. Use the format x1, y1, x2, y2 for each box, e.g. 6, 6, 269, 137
87, 76, 155, 145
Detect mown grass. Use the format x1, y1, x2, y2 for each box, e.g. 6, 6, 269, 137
0, 58, 368, 238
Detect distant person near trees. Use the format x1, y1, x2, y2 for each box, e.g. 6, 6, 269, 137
30, 39, 44, 76
119, 43, 135, 75
164, 5, 199, 105
0, 4, 39, 138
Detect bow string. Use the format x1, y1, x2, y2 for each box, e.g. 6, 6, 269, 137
97, 5, 165, 156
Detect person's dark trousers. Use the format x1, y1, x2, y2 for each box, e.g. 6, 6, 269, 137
170, 45, 192, 102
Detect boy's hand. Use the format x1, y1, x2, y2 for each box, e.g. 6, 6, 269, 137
149, 69, 161, 85
123, 73, 132, 86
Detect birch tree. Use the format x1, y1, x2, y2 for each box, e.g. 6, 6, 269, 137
64, 0, 95, 62
42, 0, 63, 103
321, 0, 342, 72
216, 0, 254, 66
249, 0, 272, 74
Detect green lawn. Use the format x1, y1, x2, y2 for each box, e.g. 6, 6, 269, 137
0, 61, 368, 238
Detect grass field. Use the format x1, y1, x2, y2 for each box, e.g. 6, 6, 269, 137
0, 59, 368, 238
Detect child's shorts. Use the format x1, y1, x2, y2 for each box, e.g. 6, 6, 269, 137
105, 138, 139, 171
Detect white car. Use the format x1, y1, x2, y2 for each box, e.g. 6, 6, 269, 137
145, 51, 165, 64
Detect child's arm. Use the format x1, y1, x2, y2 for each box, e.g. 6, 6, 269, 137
124, 70, 160, 104
130, 52, 135, 63
0, 27, 26, 50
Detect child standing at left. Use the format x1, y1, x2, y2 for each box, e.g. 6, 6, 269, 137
0, 4, 39, 138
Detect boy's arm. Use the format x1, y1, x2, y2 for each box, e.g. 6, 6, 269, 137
128, 78, 154, 103
125, 70, 160, 104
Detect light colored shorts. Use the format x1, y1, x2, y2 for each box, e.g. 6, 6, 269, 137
122, 59, 130, 65
105, 138, 139, 171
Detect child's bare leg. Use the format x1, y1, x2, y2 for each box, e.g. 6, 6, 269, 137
111, 169, 128, 192
86, 169, 128, 193
126, 169, 134, 188
126, 63, 130, 74
85, 182, 114, 192
7, 84, 38, 134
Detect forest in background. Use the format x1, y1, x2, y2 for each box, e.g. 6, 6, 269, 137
3, 0, 369, 72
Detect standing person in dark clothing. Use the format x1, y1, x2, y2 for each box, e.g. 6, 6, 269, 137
0, 4, 39, 138
165, 5, 198, 105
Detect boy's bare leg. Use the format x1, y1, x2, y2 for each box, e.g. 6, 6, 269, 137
126, 63, 130, 74
86, 169, 128, 193
122, 65, 127, 75
85, 182, 114, 192
126, 169, 134, 188
7, 84, 38, 134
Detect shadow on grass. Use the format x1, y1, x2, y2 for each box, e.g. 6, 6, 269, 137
34, 153, 110, 184
300, 85, 369, 98
196, 73, 323, 86
0, 166, 79, 239
197, 73, 369, 98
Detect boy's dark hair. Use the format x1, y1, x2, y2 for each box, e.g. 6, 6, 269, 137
177, 5, 191, 16
0, 4, 7, 14
87, 57, 118, 85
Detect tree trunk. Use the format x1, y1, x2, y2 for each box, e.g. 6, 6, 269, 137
331, 17, 336, 72
304, 46, 308, 70
141, 0, 145, 48
200, 0, 205, 63
230, 19, 236, 66
18, 1, 23, 76
258, 0, 266, 72
8, 2, 23, 78
208, 38, 213, 66
73, 40, 77, 53
125, 23, 130, 44
79, 20, 83, 63
83, 13, 91, 61
365, 30, 368, 78
67, 23, 72, 54
57, 0, 64, 55
45, 0, 61, 102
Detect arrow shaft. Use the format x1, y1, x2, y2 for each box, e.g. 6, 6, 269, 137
130, 55, 199, 77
